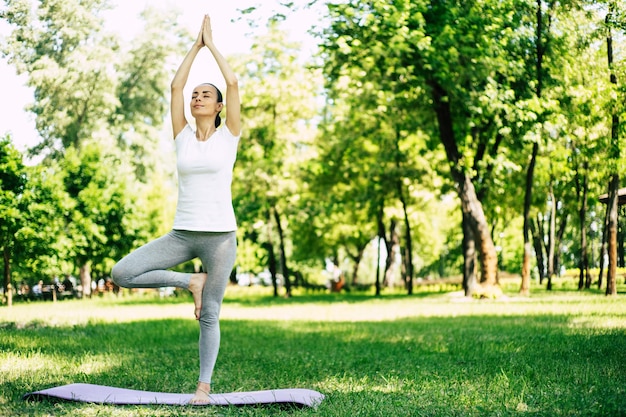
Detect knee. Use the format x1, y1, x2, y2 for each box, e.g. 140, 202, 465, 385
199, 301, 221, 325
110, 263, 130, 288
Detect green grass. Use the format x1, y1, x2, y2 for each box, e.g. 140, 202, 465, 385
1, 284, 625, 416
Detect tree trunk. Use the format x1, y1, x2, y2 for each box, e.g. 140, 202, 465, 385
606, 174, 619, 296
530, 216, 546, 284
397, 180, 414, 295
402, 217, 414, 295
462, 212, 477, 297
546, 186, 556, 290
553, 215, 568, 277
267, 241, 278, 297
375, 236, 382, 297
577, 165, 590, 289
3, 246, 12, 307
618, 208, 625, 268
520, 143, 538, 296
382, 219, 396, 288
383, 219, 398, 287
460, 174, 498, 286
272, 207, 291, 297
264, 214, 279, 297
348, 242, 367, 286
79, 262, 92, 298
529, 0, 551, 292
393, 133, 415, 294
598, 201, 609, 289
522, 0, 544, 295
375, 203, 385, 297
430, 80, 498, 288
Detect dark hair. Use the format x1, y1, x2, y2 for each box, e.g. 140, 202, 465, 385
203, 83, 223, 128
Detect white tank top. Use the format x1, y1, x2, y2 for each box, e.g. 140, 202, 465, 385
173, 124, 240, 232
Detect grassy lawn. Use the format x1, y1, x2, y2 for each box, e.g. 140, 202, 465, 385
1, 281, 625, 417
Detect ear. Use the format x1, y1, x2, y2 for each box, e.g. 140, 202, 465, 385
217, 102, 224, 111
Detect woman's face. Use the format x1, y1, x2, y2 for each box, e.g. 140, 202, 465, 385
190, 84, 222, 117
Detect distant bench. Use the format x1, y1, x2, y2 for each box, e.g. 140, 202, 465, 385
414, 276, 463, 291
30, 285, 78, 301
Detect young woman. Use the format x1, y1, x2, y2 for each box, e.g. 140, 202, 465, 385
111, 14, 241, 404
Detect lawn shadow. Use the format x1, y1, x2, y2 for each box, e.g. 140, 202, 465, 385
4, 312, 625, 416
105, 287, 448, 310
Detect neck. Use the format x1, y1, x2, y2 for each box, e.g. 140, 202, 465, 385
195, 119, 216, 141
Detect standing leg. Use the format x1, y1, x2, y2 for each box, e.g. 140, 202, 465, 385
190, 231, 237, 404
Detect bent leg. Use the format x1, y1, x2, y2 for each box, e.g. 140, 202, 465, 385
111, 231, 194, 289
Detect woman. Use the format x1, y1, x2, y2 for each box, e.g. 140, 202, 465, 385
111, 14, 241, 405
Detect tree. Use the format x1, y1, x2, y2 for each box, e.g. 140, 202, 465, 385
2, 1, 185, 288
519, 0, 553, 296
231, 18, 321, 296
318, 0, 543, 293
11, 163, 72, 283
110, 7, 189, 181
561, 30, 610, 290
57, 143, 144, 296
2, 0, 115, 157
604, 0, 624, 296
0, 136, 69, 304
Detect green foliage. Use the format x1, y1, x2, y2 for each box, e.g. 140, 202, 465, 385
2, 0, 116, 154
111, 7, 189, 181
0, 136, 27, 283
1, 0, 625, 290
315, 0, 626, 285
0, 135, 26, 234
1, 1, 183, 284
0, 135, 27, 194
0, 136, 71, 281
231, 18, 323, 274
58, 144, 138, 270
12, 164, 72, 279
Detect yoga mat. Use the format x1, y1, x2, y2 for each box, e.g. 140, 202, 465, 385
23, 383, 324, 407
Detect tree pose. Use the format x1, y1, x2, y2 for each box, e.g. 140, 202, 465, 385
112, 14, 241, 404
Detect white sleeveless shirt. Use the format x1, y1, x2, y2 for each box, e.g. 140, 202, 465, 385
173, 124, 240, 232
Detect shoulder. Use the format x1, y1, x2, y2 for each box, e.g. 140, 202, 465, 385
218, 126, 241, 142
174, 124, 193, 142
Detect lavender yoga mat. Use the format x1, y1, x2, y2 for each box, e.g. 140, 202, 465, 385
23, 383, 325, 407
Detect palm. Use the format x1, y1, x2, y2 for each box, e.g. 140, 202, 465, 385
202, 16, 213, 45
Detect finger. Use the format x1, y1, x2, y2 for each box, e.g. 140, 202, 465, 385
197, 17, 205, 37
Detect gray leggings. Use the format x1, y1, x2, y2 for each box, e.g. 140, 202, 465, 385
111, 229, 237, 384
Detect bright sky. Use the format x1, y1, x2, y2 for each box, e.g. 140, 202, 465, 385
0, 0, 320, 153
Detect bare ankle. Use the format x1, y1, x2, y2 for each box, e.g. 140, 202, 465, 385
189, 382, 211, 405
188, 273, 208, 319
189, 273, 207, 291
197, 381, 211, 392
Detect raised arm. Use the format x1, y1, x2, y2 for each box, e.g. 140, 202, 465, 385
202, 15, 241, 137
170, 17, 205, 139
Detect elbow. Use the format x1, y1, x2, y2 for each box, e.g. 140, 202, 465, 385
171, 76, 186, 91
226, 77, 238, 88
171, 82, 183, 92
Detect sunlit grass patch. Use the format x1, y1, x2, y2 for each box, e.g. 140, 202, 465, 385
1, 288, 625, 416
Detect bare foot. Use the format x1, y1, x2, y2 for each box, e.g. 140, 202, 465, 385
188, 273, 207, 320
189, 381, 211, 405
